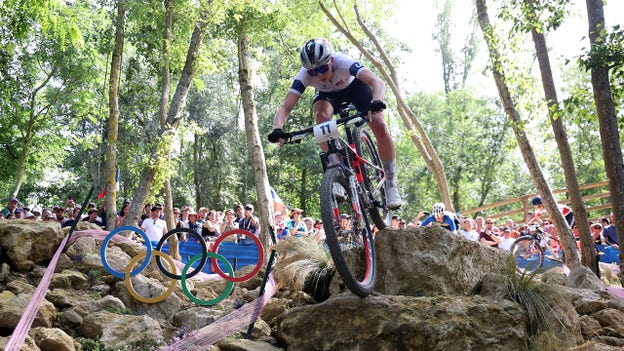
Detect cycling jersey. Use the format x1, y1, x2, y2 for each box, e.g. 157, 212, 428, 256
420, 212, 457, 232
289, 53, 365, 95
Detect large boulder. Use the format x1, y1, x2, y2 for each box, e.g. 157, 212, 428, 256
375, 226, 515, 296
0, 291, 56, 330
276, 292, 528, 351
0, 221, 64, 271
80, 310, 163, 347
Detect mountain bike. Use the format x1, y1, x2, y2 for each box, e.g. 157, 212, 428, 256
278, 102, 390, 296
510, 224, 562, 273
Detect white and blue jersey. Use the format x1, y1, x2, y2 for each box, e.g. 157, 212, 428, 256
289, 52, 365, 95
420, 211, 458, 232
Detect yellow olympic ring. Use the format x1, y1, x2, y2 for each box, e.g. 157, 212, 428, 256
124, 250, 177, 304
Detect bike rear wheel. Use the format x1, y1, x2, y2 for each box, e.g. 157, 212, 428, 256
320, 166, 376, 296
510, 236, 544, 273
352, 127, 388, 229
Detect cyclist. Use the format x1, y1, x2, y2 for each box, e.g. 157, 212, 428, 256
527, 195, 575, 228
267, 38, 402, 210
420, 202, 457, 232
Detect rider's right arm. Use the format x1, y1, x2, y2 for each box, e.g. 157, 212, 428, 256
273, 91, 301, 129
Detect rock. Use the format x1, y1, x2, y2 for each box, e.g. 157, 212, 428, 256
591, 308, 624, 338
30, 327, 77, 351
50, 269, 90, 290
217, 336, 285, 351
568, 265, 607, 291
276, 293, 528, 351
375, 226, 516, 296
0, 221, 64, 271
0, 291, 56, 329
0, 335, 41, 351
80, 310, 163, 347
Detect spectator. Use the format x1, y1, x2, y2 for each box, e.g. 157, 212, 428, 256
198, 207, 209, 223
185, 210, 202, 243
474, 216, 485, 234
54, 207, 66, 223
141, 206, 167, 243
31, 207, 42, 221
304, 216, 315, 236
1, 197, 19, 217
116, 202, 131, 228
420, 203, 457, 232
391, 214, 400, 229
338, 213, 353, 243
0, 212, 5, 221
601, 215, 619, 250
238, 204, 259, 243
234, 204, 244, 225
286, 208, 308, 238
479, 217, 500, 248
177, 206, 190, 229
81, 209, 104, 229
137, 204, 150, 227
313, 219, 326, 244
275, 211, 290, 241
459, 218, 479, 241
498, 227, 515, 251
202, 209, 221, 242
221, 209, 238, 233
14, 207, 24, 219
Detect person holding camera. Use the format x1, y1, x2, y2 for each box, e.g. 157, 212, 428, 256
237, 204, 259, 244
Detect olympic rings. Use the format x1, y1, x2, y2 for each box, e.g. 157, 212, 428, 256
181, 252, 234, 305
100, 225, 264, 305
211, 229, 264, 282
156, 228, 208, 280
124, 250, 177, 303
101, 226, 153, 279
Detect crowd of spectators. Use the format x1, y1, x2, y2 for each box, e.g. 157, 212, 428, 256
2, 195, 620, 258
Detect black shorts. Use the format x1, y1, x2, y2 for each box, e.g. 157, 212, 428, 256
312, 78, 372, 114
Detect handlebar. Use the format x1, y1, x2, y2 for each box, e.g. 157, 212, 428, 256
283, 112, 370, 145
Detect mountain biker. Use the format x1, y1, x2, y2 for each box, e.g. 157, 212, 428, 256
527, 195, 575, 228
420, 202, 457, 232
267, 38, 402, 210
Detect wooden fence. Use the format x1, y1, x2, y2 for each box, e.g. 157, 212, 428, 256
460, 181, 612, 223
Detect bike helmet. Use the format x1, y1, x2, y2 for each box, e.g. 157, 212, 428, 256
432, 202, 445, 216
299, 38, 332, 70
531, 196, 543, 206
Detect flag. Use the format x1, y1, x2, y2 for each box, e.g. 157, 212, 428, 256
270, 186, 287, 215
98, 167, 120, 199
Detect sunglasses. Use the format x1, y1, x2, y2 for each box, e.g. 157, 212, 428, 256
307, 64, 330, 76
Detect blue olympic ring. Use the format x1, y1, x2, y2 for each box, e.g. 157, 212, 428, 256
101, 226, 153, 279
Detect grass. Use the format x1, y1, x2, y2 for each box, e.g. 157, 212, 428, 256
273, 238, 335, 300
495, 267, 580, 350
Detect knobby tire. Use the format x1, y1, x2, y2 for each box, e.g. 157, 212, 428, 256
320, 166, 376, 297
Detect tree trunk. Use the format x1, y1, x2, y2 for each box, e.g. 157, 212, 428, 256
103, 0, 125, 231
320, 3, 453, 211
585, 0, 624, 284
237, 20, 273, 249
475, 0, 579, 268
530, 25, 596, 273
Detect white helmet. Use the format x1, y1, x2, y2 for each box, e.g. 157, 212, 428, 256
299, 38, 333, 70
432, 202, 445, 215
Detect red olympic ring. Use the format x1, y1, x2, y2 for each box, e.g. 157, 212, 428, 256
210, 229, 264, 282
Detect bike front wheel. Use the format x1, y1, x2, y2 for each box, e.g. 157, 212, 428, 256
510, 236, 544, 273
320, 166, 376, 296
353, 127, 389, 229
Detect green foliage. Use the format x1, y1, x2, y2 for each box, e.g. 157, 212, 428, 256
399, 88, 531, 217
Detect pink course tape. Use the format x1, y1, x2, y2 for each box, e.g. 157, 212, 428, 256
160, 274, 276, 350
6, 230, 272, 350
5, 234, 71, 350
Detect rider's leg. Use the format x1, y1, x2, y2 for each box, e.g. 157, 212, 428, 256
367, 115, 401, 209
313, 99, 339, 164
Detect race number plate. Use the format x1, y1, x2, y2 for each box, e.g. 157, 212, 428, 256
313, 120, 339, 144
